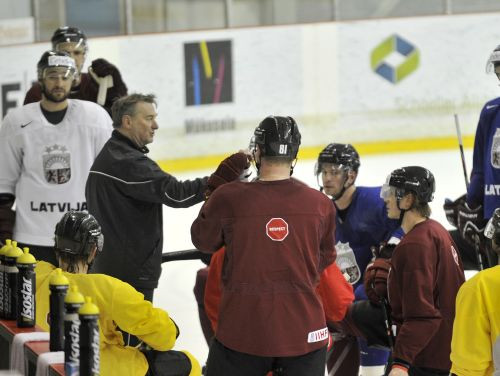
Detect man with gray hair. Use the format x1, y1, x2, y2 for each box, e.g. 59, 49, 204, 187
85, 93, 249, 308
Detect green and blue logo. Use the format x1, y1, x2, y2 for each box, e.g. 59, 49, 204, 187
371, 34, 419, 84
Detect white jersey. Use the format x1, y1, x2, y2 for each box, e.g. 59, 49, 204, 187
0, 100, 112, 246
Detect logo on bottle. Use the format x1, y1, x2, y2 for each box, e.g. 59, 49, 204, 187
20, 276, 34, 319
91, 326, 100, 374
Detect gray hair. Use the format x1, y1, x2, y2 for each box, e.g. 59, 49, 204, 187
111, 93, 156, 128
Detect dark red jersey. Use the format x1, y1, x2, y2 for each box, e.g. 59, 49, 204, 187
388, 219, 465, 370
191, 178, 337, 357
205, 247, 354, 332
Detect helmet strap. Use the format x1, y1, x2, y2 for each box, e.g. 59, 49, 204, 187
331, 171, 353, 201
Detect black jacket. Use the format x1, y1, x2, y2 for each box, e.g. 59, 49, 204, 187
85, 130, 207, 289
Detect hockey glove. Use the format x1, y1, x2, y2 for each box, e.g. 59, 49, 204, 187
443, 194, 466, 229
206, 152, 250, 199
88, 58, 128, 109
364, 258, 391, 305
457, 202, 487, 248
0, 193, 15, 245
370, 242, 396, 260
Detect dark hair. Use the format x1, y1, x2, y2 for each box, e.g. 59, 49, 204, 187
111, 93, 156, 128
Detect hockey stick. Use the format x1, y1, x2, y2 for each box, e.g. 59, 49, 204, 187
454, 113, 470, 191
161, 249, 206, 263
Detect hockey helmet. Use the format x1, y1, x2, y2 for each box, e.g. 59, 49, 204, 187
486, 44, 500, 75
51, 26, 88, 52
254, 116, 301, 158
37, 50, 76, 81
315, 143, 360, 175
55, 211, 103, 257
380, 166, 435, 203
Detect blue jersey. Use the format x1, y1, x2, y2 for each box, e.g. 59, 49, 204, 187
334, 186, 402, 289
467, 97, 500, 219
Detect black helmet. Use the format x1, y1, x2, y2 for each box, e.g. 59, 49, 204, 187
37, 50, 76, 81
381, 166, 435, 203
55, 211, 103, 257
485, 208, 500, 244
316, 143, 360, 175
254, 116, 301, 158
51, 26, 88, 52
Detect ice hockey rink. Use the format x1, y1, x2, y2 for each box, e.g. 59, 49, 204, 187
154, 147, 477, 369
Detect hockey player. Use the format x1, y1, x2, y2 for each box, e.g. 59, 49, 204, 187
35, 210, 201, 376
379, 166, 465, 376
191, 116, 336, 376
315, 143, 402, 376
0, 50, 112, 264
450, 207, 500, 376
24, 26, 128, 115
444, 44, 500, 270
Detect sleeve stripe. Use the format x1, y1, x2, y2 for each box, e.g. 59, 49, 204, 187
89, 170, 200, 203
89, 170, 153, 184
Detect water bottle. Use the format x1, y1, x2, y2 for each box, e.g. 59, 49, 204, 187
79, 296, 100, 376
0, 239, 12, 318
16, 247, 36, 327
4, 241, 23, 320
65, 284, 85, 376
49, 268, 69, 351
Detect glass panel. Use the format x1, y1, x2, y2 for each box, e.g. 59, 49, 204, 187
37, 0, 65, 41
131, 0, 167, 33
66, 0, 123, 37
337, 0, 446, 20
451, 0, 500, 13
231, 0, 274, 27
165, 0, 226, 31
272, 0, 335, 24
0, 0, 31, 19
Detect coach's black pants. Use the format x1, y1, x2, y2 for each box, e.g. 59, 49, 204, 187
206, 338, 327, 376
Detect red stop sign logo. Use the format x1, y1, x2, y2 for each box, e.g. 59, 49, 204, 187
266, 218, 289, 241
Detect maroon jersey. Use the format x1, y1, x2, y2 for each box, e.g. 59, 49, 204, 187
388, 219, 465, 370
191, 178, 336, 357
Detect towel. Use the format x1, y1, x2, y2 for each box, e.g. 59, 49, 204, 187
10, 332, 50, 374
35, 351, 64, 376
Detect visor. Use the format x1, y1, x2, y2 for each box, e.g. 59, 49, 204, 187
380, 184, 396, 200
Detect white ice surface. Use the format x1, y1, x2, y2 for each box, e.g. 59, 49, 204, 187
154, 148, 474, 368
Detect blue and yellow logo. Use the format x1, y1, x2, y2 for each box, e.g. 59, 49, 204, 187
371, 34, 419, 84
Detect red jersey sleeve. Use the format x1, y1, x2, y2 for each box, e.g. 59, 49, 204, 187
204, 247, 225, 331
317, 263, 354, 323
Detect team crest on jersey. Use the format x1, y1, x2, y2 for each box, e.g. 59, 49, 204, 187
491, 128, 500, 168
335, 241, 361, 284
42, 144, 71, 184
